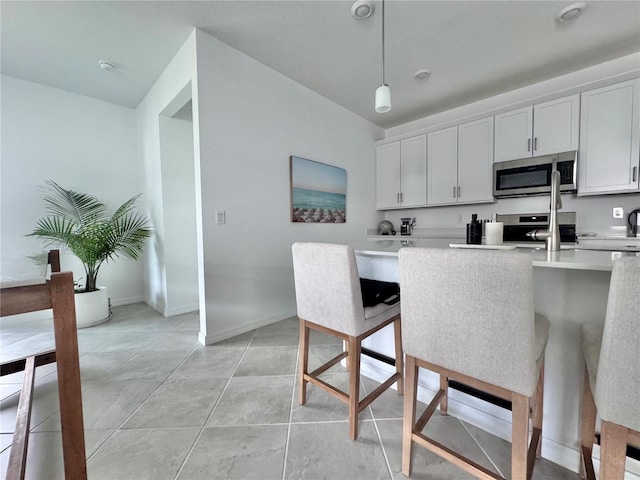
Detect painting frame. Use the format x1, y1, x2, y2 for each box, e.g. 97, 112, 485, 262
290, 156, 347, 223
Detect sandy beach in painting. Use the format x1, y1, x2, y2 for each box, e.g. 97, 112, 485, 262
292, 206, 346, 223
291, 187, 346, 223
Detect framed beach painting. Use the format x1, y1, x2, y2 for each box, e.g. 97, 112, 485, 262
290, 156, 347, 223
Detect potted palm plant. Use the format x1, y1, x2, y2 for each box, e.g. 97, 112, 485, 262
30, 180, 152, 327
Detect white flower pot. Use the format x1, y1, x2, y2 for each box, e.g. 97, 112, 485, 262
74, 286, 110, 328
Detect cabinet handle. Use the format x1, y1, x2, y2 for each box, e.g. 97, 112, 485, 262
400, 192, 403, 202
527, 138, 531, 152
396, 193, 399, 203
633, 166, 638, 182
453, 186, 456, 198
457, 186, 461, 197
534, 137, 538, 151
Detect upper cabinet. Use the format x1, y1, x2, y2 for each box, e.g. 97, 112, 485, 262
494, 94, 580, 162
458, 117, 495, 204
578, 79, 640, 195
376, 134, 427, 209
427, 126, 457, 205
428, 117, 494, 206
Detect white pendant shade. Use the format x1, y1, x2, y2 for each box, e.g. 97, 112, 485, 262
375, 84, 391, 113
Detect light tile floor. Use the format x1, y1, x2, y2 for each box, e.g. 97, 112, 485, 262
0, 304, 581, 480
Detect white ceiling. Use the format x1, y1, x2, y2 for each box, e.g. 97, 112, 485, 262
2, 1, 640, 128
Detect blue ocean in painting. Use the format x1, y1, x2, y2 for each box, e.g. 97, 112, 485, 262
292, 188, 346, 210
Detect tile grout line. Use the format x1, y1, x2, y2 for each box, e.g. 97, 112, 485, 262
281, 321, 300, 480
17, 350, 130, 437
173, 328, 259, 480
362, 378, 395, 480
460, 418, 505, 478
85, 340, 203, 464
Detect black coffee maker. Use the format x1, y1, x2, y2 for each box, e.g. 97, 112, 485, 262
400, 217, 415, 236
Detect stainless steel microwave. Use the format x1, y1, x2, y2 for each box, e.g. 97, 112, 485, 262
493, 151, 577, 198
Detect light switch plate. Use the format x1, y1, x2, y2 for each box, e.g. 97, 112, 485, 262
216, 210, 226, 224
612, 207, 624, 219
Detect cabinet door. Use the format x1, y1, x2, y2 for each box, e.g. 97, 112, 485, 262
579, 80, 640, 195
400, 135, 427, 207
458, 116, 494, 204
533, 94, 580, 156
427, 126, 458, 205
494, 106, 533, 162
376, 142, 401, 209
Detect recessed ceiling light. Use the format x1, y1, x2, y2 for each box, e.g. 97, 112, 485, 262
414, 69, 431, 80
557, 2, 586, 22
98, 60, 116, 72
351, 0, 374, 20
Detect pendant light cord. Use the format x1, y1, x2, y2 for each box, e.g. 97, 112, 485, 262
381, 0, 385, 85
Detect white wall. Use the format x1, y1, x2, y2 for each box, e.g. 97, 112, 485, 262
381, 53, 640, 233
136, 32, 202, 319
194, 29, 384, 343
0, 75, 144, 305
159, 109, 199, 316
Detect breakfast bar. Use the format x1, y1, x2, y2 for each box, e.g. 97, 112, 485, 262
353, 239, 639, 477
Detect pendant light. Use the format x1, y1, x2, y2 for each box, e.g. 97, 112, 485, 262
375, 0, 391, 113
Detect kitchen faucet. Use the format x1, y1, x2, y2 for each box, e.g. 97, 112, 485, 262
526, 170, 562, 251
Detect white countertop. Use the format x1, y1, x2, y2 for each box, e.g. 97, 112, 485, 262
354, 238, 639, 271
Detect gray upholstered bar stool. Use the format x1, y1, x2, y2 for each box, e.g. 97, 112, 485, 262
580, 256, 640, 480
291, 242, 403, 440
398, 248, 549, 480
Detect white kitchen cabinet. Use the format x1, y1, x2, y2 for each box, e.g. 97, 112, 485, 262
494, 94, 580, 162
458, 117, 495, 203
427, 126, 457, 205
376, 134, 427, 209
428, 117, 494, 205
494, 106, 532, 162
376, 142, 402, 208
578, 79, 640, 195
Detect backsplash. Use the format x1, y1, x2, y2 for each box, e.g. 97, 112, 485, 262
383, 192, 640, 235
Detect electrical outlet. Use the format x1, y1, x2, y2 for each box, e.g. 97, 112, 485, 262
612, 207, 624, 219
457, 214, 463, 223
216, 210, 226, 224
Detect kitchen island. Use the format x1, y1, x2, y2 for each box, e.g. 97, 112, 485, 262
354, 239, 639, 477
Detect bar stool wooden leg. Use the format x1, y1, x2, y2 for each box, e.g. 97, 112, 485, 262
580, 369, 597, 480
348, 336, 361, 440
299, 320, 310, 405
600, 421, 628, 480
393, 317, 404, 395
344, 339, 350, 372
511, 393, 529, 480
439, 375, 449, 415
402, 355, 418, 477
533, 360, 544, 458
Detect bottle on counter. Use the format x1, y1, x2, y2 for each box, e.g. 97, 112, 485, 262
466, 213, 482, 245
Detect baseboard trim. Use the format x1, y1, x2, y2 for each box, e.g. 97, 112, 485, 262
359, 357, 640, 478
111, 295, 144, 307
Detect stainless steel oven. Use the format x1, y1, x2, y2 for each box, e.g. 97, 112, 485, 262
493, 151, 577, 198
497, 212, 577, 244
